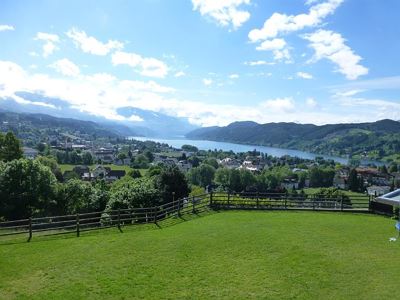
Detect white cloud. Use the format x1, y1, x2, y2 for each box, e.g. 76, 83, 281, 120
127, 114, 144, 122
50, 58, 80, 77
334, 89, 364, 97
303, 29, 368, 80
174, 71, 185, 77
35, 32, 60, 57
255, 38, 291, 61
260, 97, 295, 113
297, 71, 313, 79
306, 97, 317, 107
111, 51, 169, 78
66, 28, 123, 56
1, 60, 395, 127
0, 25, 14, 32
244, 60, 275, 66
203, 78, 213, 86
229, 74, 239, 79
192, 0, 251, 29
248, 0, 343, 42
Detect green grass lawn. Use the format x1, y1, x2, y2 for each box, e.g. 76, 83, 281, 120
303, 187, 367, 197
59, 164, 147, 176
1, 211, 399, 299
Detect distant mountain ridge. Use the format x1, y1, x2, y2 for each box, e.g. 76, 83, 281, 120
186, 119, 400, 161
0, 92, 198, 138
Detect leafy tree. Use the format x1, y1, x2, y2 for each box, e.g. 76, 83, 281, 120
309, 167, 335, 188
117, 152, 127, 164
389, 163, 398, 173
36, 143, 46, 153
0, 132, 23, 162
82, 151, 93, 165
143, 150, 154, 163
35, 156, 63, 181
108, 176, 159, 209
131, 154, 149, 169
203, 158, 219, 169
0, 159, 57, 219
188, 156, 200, 167
187, 164, 216, 188
127, 169, 142, 178
181, 145, 198, 152
348, 169, 360, 192
154, 166, 189, 204
56, 179, 99, 214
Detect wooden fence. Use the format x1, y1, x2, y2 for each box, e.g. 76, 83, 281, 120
209, 191, 371, 212
0, 192, 371, 242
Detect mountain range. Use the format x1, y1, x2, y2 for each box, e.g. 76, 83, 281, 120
0, 92, 198, 138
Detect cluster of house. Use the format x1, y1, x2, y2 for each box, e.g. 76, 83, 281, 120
64, 165, 126, 182
333, 167, 399, 196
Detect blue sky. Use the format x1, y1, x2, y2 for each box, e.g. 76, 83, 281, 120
0, 0, 400, 126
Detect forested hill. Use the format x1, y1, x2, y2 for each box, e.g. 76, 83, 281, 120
0, 111, 131, 146
186, 119, 400, 162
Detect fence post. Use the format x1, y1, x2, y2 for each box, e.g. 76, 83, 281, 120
192, 196, 196, 213
256, 191, 259, 209
153, 207, 157, 225
368, 195, 371, 212
209, 191, 213, 206
312, 195, 315, 211
117, 208, 121, 231
76, 213, 80, 237
177, 198, 181, 217
340, 195, 344, 211
227, 192, 230, 208
28, 217, 32, 242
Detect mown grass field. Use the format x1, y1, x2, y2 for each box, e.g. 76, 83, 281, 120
0, 211, 399, 299
303, 187, 367, 197
59, 164, 147, 176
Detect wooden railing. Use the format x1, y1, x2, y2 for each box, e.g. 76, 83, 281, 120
0, 193, 211, 241
0, 191, 371, 242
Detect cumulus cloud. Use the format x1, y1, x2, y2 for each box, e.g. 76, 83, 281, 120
303, 29, 368, 80
192, 0, 251, 29
111, 51, 169, 78
35, 32, 60, 57
229, 74, 239, 79
0, 25, 14, 31
255, 38, 291, 61
260, 97, 295, 113
66, 28, 123, 56
248, 0, 343, 62
248, 0, 343, 42
297, 71, 313, 79
49, 58, 80, 77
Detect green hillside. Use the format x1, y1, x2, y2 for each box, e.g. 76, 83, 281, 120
1, 211, 399, 299
186, 119, 400, 162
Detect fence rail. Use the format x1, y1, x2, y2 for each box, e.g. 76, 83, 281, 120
0, 192, 371, 241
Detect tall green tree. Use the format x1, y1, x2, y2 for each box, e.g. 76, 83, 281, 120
0, 132, 23, 162
187, 164, 216, 188
0, 159, 57, 220
155, 166, 189, 204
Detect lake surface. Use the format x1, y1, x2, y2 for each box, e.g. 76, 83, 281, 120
131, 137, 353, 164
131, 137, 384, 166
